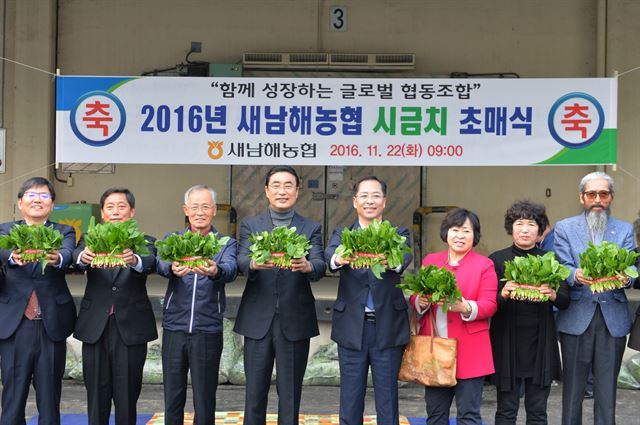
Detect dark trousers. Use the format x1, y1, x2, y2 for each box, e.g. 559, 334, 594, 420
82, 316, 148, 425
162, 330, 223, 425
0, 318, 66, 425
243, 314, 310, 425
337, 320, 404, 425
559, 306, 626, 425
495, 378, 551, 425
424, 376, 485, 425
585, 369, 594, 393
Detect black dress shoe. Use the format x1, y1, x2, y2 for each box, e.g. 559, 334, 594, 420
584, 390, 594, 399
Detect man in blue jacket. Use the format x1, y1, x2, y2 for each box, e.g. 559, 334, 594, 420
554, 171, 635, 425
157, 184, 237, 425
0, 177, 76, 425
325, 176, 411, 425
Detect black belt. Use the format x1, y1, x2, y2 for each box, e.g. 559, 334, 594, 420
364, 311, 375, 322
25, 315, 42, 321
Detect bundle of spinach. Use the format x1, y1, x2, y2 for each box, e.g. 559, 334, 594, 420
579, 241, 640, 293
334, 219, 410, 279
502, 251, 569, 302
84, 217, 150, 268
156, 231, 230, 268
396, 264, 461, 312
249, 226, 311, 269
0, 223, 63, 273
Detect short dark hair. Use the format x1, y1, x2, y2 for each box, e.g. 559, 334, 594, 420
264, 165, 300, 187
100, 187, 135, 209
353, 176, 387, 196
18, 177, 55, 201
540, 211, 550, 232
440, 208, 481, 247
504, 200, 547, 236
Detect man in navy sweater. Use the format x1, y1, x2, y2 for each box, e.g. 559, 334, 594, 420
157, 184, 237, 425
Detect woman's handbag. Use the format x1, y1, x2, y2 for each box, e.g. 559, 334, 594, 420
398, 306, 457, 387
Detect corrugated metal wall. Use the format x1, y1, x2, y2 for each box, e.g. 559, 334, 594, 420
232, 71, 424, 266
231, 165, 421, 257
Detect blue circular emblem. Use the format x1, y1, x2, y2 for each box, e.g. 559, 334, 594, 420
548, 92, 604, 149
70, 91, 126, 147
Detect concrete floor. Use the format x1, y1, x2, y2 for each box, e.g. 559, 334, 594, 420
16, 380, 640, 425
20, 273, 637, 424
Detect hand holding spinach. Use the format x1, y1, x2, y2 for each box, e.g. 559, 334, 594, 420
0, 223, 63, 274
502, 251, 569, 302
249, 226, 311, 269
156, 231, 230, 268
579, 241, 639, 293
397, 264, 461, 312
335, 219, 410, 279
85, 217, 150, 268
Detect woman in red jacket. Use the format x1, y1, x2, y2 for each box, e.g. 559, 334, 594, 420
410, 208, 498, 425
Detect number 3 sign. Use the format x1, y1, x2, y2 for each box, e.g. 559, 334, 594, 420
330, 6, 347, 32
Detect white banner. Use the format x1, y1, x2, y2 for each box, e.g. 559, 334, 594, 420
56, 76, 617, 166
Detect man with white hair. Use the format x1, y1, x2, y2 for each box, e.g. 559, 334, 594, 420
554, 171, 635, 425
157, 185, 237, 425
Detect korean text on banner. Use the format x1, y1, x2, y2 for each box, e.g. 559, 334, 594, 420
55, 76, 617, 166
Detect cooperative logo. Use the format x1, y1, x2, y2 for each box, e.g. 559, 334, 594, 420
70, 91, 126, 147
208, 141, 224, 160
548, 92, 604, 149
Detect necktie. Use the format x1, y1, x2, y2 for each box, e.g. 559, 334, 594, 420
366, 282, 375, 310
24, 290, 41, 320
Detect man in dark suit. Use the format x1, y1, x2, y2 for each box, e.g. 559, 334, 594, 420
74, 187, 158, 425
554, 171, 635, 425
325, 176, 411, 425
0, 177, 76, 425
235, 166, 326, 425
157, 185, 237, 425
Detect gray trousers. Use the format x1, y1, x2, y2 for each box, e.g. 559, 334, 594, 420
559, 305, 626, 425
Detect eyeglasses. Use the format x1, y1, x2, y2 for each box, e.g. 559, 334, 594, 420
582, 191, 611, 201
268, 183, 297, 192
186, 204, 214, 213
23, 191, 52, 200
355, 193, 384, 202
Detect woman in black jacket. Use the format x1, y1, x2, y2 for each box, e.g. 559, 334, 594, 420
488, 200, 569, 425
628, 246, 640, 351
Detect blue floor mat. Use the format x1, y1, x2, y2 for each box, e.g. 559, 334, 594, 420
27, 414, 153, 425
